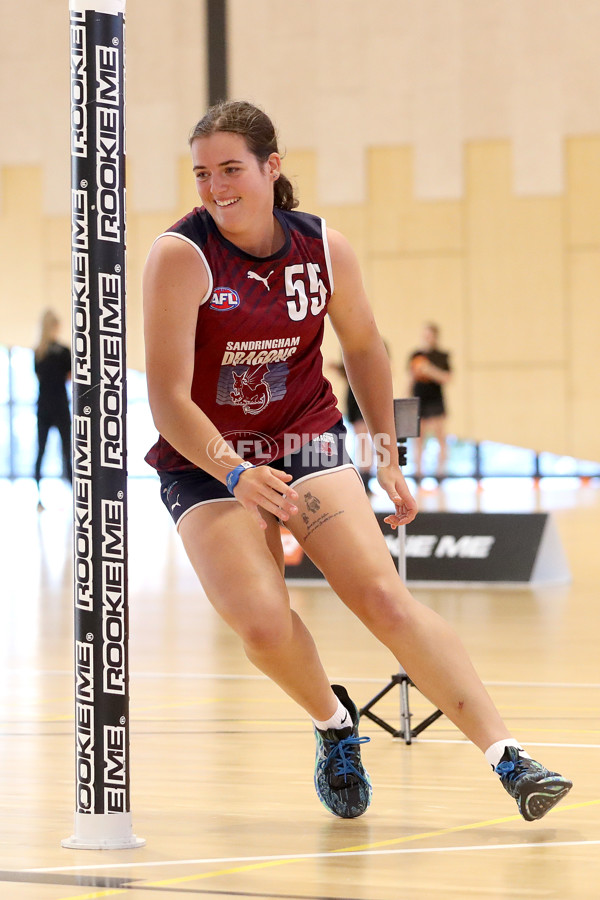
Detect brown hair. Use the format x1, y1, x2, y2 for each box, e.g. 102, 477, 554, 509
189, 100, 298, 211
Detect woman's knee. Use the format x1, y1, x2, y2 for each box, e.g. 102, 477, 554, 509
235, 602, 293, 654
348, 579, 414, 636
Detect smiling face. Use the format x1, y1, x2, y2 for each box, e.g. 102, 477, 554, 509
191, 132, 281, 249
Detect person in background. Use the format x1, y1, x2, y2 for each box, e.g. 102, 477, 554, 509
329, 360, 374, 495
33, 309, 72, 510
408, 322, 451, 481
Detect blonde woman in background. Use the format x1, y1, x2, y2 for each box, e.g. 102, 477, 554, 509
33, 310, 72, 510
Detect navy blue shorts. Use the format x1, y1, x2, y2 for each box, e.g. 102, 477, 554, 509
158, 419, 357, 529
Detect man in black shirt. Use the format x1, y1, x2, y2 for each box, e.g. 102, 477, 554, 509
408, 323, 451, 480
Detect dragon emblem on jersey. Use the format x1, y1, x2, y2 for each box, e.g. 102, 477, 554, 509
230, 364, 272, 415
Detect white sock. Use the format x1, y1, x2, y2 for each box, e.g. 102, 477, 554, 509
484, 739, 531, 769
312, 698, 351, 731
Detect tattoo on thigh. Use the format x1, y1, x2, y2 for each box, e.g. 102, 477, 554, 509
301, 490, 344, 539
304, 491, 320, 513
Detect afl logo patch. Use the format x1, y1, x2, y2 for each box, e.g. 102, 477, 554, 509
210, 287, 240, 311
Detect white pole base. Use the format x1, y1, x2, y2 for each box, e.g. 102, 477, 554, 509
62, 812, 145, 850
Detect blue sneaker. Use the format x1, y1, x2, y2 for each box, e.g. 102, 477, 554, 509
313, 684, 372, 818
495, 747, 573, 821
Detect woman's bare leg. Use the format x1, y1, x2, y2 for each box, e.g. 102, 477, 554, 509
286, 468, 511, 751
428, 414, 448, 478
178, 502, 338, 721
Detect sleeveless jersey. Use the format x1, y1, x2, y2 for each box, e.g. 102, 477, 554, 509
145, 207, 342, 473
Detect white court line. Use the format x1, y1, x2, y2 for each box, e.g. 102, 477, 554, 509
404, 739, 600, 750
5, 669, 600, 689
27, 839, 600, 874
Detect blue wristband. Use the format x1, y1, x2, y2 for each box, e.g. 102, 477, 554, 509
226, 461, 254, 495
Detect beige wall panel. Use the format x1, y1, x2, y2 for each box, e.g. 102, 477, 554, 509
461, 0, 513, 139
361, 1, 417, 147
562, 0, 600, 133
45, 267, 72, 330
511, 0, 565, 195
568, 250, 600, 460
367, 148, 412, 255
43, 219, 70, 332
0, 0, 599, 464
411, 0, 462, 199
126, 0, 203, 207
368, 147, 463, 255
0, 167, 45, 348
169, 0, 206, 138
130, 213, 172, 263
177, 155, 200, 217
409, 201, 464, 256
127, 212, 172, 372
368, 257, 466, 436
0, 2, 66, 172
226, 0, 600, 204
466, 142, 564, 366
39, 4, 70, 216
127, 1, 202, 111
566, 136, 600, 247
314, 94, 366, 206
126, 324, 145, 374
317, 206, 368, 273
128, 103, 179, 214
43, 217, 70, 268
468, 367, 568, 453
282, 150, 318, 214
0, 0, 206, 214
228, 0, 319, 149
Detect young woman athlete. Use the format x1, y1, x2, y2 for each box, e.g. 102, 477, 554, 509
143, 100, 572, 821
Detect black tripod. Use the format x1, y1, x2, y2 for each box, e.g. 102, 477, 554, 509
359, 399, 444, 744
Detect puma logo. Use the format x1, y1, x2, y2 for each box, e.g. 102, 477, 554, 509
170, 494, 182, 511
247, 270, 274, 291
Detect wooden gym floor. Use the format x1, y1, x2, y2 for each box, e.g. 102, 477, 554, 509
1, 475, 599, 899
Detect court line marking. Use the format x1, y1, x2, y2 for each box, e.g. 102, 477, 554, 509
410, 739, 600, 749
28, 797, 600, 876
4, 723, 598, 751
4, 715, 598, 748
39, 836, 600, 900
5, 669, 600, 689
47, 837, 600, 900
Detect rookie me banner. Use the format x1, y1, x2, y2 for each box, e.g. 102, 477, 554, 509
282, 512, 570, 586
66, 0, 144, 852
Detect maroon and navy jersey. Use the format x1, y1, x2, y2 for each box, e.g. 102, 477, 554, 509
145, 207, 342, 472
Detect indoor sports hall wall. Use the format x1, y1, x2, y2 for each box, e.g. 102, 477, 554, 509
1, 0, 598, 461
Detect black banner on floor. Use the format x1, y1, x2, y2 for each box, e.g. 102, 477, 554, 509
282, 511, 570, 586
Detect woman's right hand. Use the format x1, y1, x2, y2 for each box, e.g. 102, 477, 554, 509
232, 466, 299, 529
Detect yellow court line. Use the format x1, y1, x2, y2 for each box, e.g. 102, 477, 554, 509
54, 797, 600, 900
335, 796, 600, 854
54, 893, 123, 900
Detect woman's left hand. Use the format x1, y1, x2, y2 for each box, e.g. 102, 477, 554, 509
377, 465, 418, 529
